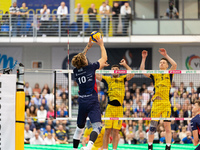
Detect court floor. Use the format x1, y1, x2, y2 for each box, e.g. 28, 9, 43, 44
24, 144, 196, 150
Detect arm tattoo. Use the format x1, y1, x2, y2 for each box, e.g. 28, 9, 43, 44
82, 43, 92, 55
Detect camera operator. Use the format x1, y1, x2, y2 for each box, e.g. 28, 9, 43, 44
165, 1, 179, 19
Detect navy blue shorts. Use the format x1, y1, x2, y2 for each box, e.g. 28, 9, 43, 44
77, 98, 101, 127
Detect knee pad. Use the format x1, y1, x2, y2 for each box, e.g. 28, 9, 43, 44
91, 122, 102, 135
148, 121, 158, 135
73, 126, 84, 140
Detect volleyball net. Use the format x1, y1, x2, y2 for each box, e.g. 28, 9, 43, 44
54, 69, 200, 122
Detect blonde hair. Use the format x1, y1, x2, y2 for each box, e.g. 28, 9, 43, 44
72, 53, 87, 69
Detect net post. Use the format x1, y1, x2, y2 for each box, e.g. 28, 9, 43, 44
68, 70, 72, 119
54, 70, 56, 119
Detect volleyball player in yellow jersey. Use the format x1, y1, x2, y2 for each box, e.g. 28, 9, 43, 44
140, 48, 177, 150
96, 59, 134, 150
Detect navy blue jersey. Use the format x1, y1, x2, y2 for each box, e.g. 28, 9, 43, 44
191, 114, 200, 136
73, 61, 100, 97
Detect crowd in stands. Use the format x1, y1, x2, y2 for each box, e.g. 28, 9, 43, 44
24, 78, 198, 145
0, 1, 132, 37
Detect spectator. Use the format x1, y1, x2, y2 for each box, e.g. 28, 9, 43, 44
55, 124, 68, 144
165, 1, 179, 19
26, 105, 38, 121
142, 89, 150, 107
135, 126, 147, 140
99, 2, 110, 36
37, 105, 47, 128
40, 4, 50, 37
31, 92, 41, 107
43, 125, 55, 139
44, 132, 56, 145
47, 106, 57, 119
24, 82, 32, 96
124, 91, 132, 103
72, 81, 79, 106
130, 83, 137, 96
186, 82, 197, 94
170, 81, 178, 95
125, 133, 137, 144
171, 91, 180, 107
46, 119, 56, 131
19, 2, 28, 37
137, 132, 147, 144
25, 90, 31, 103
120, 2, 131, 35
88, 3, 98, 32
57, 105, 68, 117
140, 83, 147, 93
9, 2, 19, 37
179, 126, 187, 140
30, 132, 44, 145
171, 120, 179, 132
147, 82, 154, 95
24, 124, 33, 144
74, 3, 83, 36
134, 101, 144, 117
42, 84, 51, 94
32, 83, 41, 95
59, 87, 68, 97
27, 118, 36, 133
57, 1, 68, 30
39, 98, 49, 111
61, 92, 68, 107
1, 11, 9, 25
144, 105, 151, 117
181, 131, 193, 144
112, 2, 120, 36
172, 132, 181, 144
180, 82, 186, 93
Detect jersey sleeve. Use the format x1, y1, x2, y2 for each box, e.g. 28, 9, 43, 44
120, 75, 127, 82
92, 61, 100, 70
149, 74, 154, 79
191, 118, 197, 131
102, 75, 110, 83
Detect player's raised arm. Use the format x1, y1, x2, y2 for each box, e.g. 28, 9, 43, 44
140, 50, 150, 78
119, 59, 134, 81
96, 62, 110, 81
96, 36, 108, 69
82, 38, 94, 55
159, 48, 177, 70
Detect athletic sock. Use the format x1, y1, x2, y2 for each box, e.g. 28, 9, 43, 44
148, 144, 153, 150
73, 139, 80, 148
86, 131, 98, 149
165, 144, 171, 150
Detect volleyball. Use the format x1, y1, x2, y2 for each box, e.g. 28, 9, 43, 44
90, 31, 102, 42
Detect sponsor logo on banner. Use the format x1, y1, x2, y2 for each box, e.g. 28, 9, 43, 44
0, 54, 18, 69
114, 70, 127, 74
168, 70, 182, 74
185, 54, 200, 70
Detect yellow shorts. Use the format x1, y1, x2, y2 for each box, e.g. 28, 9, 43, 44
104, 104, 123, 130
151, 99, 171, 121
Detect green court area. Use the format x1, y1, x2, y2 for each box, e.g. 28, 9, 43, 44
25, 144, 196, 150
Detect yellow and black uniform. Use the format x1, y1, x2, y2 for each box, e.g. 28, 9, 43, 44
83, 126, 105, 150
150, 73, 173, 119
102, 75, 127, 130
56, 130, 67, 141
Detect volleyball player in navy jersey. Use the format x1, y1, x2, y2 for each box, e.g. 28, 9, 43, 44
191, 100, 200, 150
72, 37, 107, 150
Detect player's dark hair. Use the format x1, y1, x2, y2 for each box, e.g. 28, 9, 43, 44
160, 58, 170, 65
195, 100, 200, 107
111, 64, 120, 69
72, 53, 87, 69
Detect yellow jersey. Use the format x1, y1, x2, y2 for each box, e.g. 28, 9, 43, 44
150, 73, 173, 101
83, 126, 105, 147
102, 75, 127, 105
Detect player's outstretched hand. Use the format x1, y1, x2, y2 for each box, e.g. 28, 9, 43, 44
142, 50, 148, 58
96, 36, 104, 47
87, 38, 93, 50
103, 62, 110, 67
119, 59, 127, 66
159, 48, 167, 57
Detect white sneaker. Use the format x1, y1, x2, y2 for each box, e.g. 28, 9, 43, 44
80, 147, 88, 150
